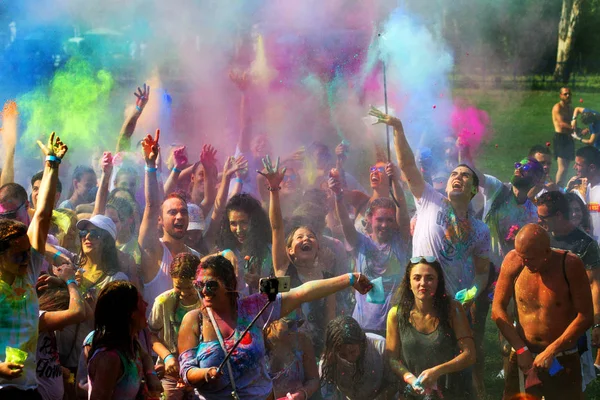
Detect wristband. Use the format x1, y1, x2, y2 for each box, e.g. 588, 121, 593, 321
46, 155, 61, 164
267, 186, 280, 192
348, 273, 356, 287
136, 105, 143, 112
53, 250, 62, 261
234, 177, 244, 184
145, 165, 157, 173
172, 167, 182, 173
572, 116, 577, 121
593, 324, 600, 330
163, 353, 175, 363
516, 346, 529, 355
221, 249, 232, 257
403, 373, 415, 383
66, 279, 78, 286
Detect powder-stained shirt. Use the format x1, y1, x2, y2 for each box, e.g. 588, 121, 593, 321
481, 175, 538, 268
36, 311, 64, 400
578, 183, 600, 243
412, 183, 491, 296
179, 293, 282, 400
0, 249, 44, 390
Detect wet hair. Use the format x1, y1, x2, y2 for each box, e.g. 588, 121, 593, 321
36, 276, 69, 311
392, 258, 451, 333
0, 183, 28, 205
170, 252, 200, 279
67, 165, 96, 198
196, 255, 238, 311
576, 146, 600, 168
77, 227, 120, 276
528, 145, 551, 157
218, 194, 271, 262
565, 192, 592, 233
91, 281, 140, 358
0, 219, 27, 253
31, 171, 62, 194
320, 316, 367, 391
537, 191, 569, 219
581, 111, 599, 126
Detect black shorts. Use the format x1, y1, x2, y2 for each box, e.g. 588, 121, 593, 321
553, 132, 575, 161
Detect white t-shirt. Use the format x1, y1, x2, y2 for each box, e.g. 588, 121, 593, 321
579, 183, 600, 243
36, 311, 64, 400
412, 183, 491, 296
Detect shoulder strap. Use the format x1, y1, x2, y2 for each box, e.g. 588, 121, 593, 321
206, 308, 238, 399
562, 250, 570, 287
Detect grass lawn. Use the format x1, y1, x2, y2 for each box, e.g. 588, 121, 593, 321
455, 88, 600, 399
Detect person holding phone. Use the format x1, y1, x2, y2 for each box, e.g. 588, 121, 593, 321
178, 255, 372, 400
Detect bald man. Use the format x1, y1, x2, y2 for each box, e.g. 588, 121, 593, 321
492, 223, 592, 400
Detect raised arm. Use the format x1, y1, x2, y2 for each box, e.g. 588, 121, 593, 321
280, 272, 372, 317
0, 101, 18, 186
30, 132, 68, 252
199, 144, 218, 217
116, 84, 150, 153
92, 152, 113, 216
369, 107, 425, 199
328, 175, 358, 248
260, 155, 288, 276
138, 129, 162, 284
38, 266, 86, 331
385, 162, 411, 242
571, 107, 586, 130
163, 146, 188, 195
230, 71, 252, 154
203, 155, 247, 246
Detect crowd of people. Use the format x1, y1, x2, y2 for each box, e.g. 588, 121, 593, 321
0, 77, 599, 400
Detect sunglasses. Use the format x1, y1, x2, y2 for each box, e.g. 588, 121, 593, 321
0, 201, 26, 220
195, 279, 220, 296
78, 229, 103, 240
370, 166, 385, 173
538, 212, 557, 221
410, 256, 437, 264
281, 318, 304, 330
514, 161, 532, 172
11, 250, 30, 264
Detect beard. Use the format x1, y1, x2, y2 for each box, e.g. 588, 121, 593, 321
511, 175, 534, 190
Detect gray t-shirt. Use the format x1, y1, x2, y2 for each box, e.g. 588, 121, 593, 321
551, 228, 600, 270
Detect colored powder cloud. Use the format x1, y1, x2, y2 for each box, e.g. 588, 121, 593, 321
451, 102, 491, 153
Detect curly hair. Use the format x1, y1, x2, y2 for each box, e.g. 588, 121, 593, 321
392, 258, 451, 333
91, 281, 140, 358
195, 255, 239, 311
320, 316, 367, 392
0, 219, 28, 253
170, 252, 200, 279
217, 194, 271, 261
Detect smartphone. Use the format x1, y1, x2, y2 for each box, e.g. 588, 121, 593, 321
259, 276, 291, 296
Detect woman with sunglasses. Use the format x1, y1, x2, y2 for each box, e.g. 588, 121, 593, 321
386, 257, 475, 400
178, 255, 372, 400
265, 316, 320, 400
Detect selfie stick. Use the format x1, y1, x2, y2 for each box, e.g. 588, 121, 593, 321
381, 51, 400, 208
215, 297, 274, 373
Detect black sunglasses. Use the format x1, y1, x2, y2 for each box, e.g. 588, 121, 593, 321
194, 279, 220, 296
0, 201, 26, 220
78, 229, 103, 240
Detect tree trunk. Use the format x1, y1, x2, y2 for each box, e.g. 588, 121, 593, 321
554, 0, 583, 83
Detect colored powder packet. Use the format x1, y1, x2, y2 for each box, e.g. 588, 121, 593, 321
366, 277, 385, 304
548, 358, 564, 376
5, 346, 27, 364
455, 285, 477, 304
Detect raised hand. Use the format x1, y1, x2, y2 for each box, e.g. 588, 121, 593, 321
100, 152, 113, 174
52, 264, 76, 283
223, 155, 248, 178
2, 100, 18, 148
327, 175, 343, 196
200, 144, 217, 169
335, 141, 349, 162
368, 106, 402, 127
351, 273, 373, 294
37, 132, 68, 160
173, 146, 189, 170
229, 70, 250, 92
257, 155, 286, 190
385, 162, 399, 180
141, 129, 160, 165
134, 83, 150, 110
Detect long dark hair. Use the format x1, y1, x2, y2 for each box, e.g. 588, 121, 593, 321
195, 255, 239, 312
392, 259, 451, 333
217, 194, 271, 262
90, 281, 139, 358
78, 227, 121, 276
36, 276, 70, 312
320, 316, 367, 392
565, 192, 592, 234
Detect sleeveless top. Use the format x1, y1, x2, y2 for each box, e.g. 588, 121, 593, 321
397, 307, 468, 397
87, 347, 143, 400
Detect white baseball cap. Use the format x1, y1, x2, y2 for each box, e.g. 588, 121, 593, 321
187, 203, 205, 231
76, 214, 117, 241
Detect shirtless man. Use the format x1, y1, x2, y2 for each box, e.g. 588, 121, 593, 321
552, 87, 575, 187
492, 223, 592, 400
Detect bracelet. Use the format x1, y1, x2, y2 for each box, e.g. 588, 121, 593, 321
267, 186, 280, 192
172, 167, 182, 173
299, 388, 308, 400
348, 273, 356, 287
593, 324, 600, 329
145, 369, 157, 376
46, 155, 61, 164
66, 279, 78, 286
515, 346, 529, 355
136, 105, 143, 112
234, 177, 244, 184
572, 116, 577, 121
145, 165, 157, 173
53, 250, 62, 261
163, 353, 175, 363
